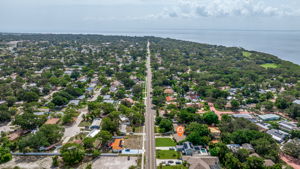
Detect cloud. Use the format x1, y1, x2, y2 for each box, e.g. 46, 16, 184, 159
152, 0, 299, 18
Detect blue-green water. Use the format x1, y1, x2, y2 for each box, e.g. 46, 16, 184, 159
97, 29, 300, 65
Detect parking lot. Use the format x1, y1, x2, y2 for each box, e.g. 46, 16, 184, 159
91, 156, 138, 169
156, 159, 183, 166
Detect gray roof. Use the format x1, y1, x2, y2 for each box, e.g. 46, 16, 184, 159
266, 129, 289, 142
293, 100, 300, 104
258, 114, 280, 120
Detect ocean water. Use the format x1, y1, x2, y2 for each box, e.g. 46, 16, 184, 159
97, 29, 300, 65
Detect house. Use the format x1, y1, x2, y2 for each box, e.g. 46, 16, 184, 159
255, 122, 271, 131
226, 144, 241, 152
164, 88, 174, 95
122, 98, 134, 105
293, 99, 300, 105
77, 95, 85, 100
232, 114, 254, 120
90, 118, 102, 130
258, 114, 280, 121
183, 141, 194, 155
87, 129, 100, 138
45, 118, 60, 125
183, 156, 221, 169
266, 129, 289, 143
103, 95, 111, 100
241, 143, 255, 153
111, 138, 124, 153
69, 100, 80, 106
64, 70, 73, 75
119, 124, 127, 135
119, 115, 130, 125
278, 121, 299, 131
264, 160, 275, 167
166, 96, 175, 102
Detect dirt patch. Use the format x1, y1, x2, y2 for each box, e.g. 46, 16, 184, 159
124, 135, 143, 149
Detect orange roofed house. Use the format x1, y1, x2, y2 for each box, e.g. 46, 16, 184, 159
111, 138, 124, 153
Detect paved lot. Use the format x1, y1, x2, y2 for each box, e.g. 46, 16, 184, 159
62, 106, 88, 143
0, 156, 52, 169
92, 156, 138, 169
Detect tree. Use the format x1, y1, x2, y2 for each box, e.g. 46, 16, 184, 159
275, 97, 289, 109
186, 122, 211, 145
23, 91, 39, 102
6, 96, 16, 107
158, 118, 173, 133
224, 152, 243, 169
98, 130, 112, 146
61, 143, 85, 165
101, 117, 119, 134
39, 124, 63, 144
203, 111, 219, 125
287, 104, 300, 119
231, 100, 240, 110
83, 137, 95, 149
282, 139, 300, 159
14, 113, 45, 130
52, 95, 68, 106
245, 156, 264, 169
101, 103, 116, 115
52, 155, 59, 167
0, 146, 12, 164
235, 148, 250, 162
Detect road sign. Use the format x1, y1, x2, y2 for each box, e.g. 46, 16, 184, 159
176, 126, 184, 137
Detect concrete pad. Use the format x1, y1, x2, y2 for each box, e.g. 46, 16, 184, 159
92, 156, 138, 169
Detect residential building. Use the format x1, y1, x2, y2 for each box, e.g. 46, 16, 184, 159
90, 118, 102, 130
111, 138, 124, 153
278, 121, 299, 131
226, 144, 241, 152
119, 124, 127, 135
87, 129, 100, 138
69, 99, 80, 106
266, 129, 289, 143
183, 141, 194, 155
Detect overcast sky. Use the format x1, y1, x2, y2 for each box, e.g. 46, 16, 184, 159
1, 0, 300, 33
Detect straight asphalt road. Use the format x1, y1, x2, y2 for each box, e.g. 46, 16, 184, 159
145, 41, 156, 169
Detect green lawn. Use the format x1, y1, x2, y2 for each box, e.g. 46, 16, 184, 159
261, 63, 279, 69
242, 51, 252, 57
156, 150, 181, 159
160, 165, 188, 169
156, 138, 176, 147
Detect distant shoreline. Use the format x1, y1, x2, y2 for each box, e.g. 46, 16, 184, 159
1, 30, 300, 65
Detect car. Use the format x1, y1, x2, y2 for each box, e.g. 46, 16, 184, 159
125, 149, 130, 152
175, 161, 182, 164
168, 161, 174, 164
169, 147, 175, 150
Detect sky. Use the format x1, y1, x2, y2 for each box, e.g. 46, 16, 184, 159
1, 0, 300, 33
